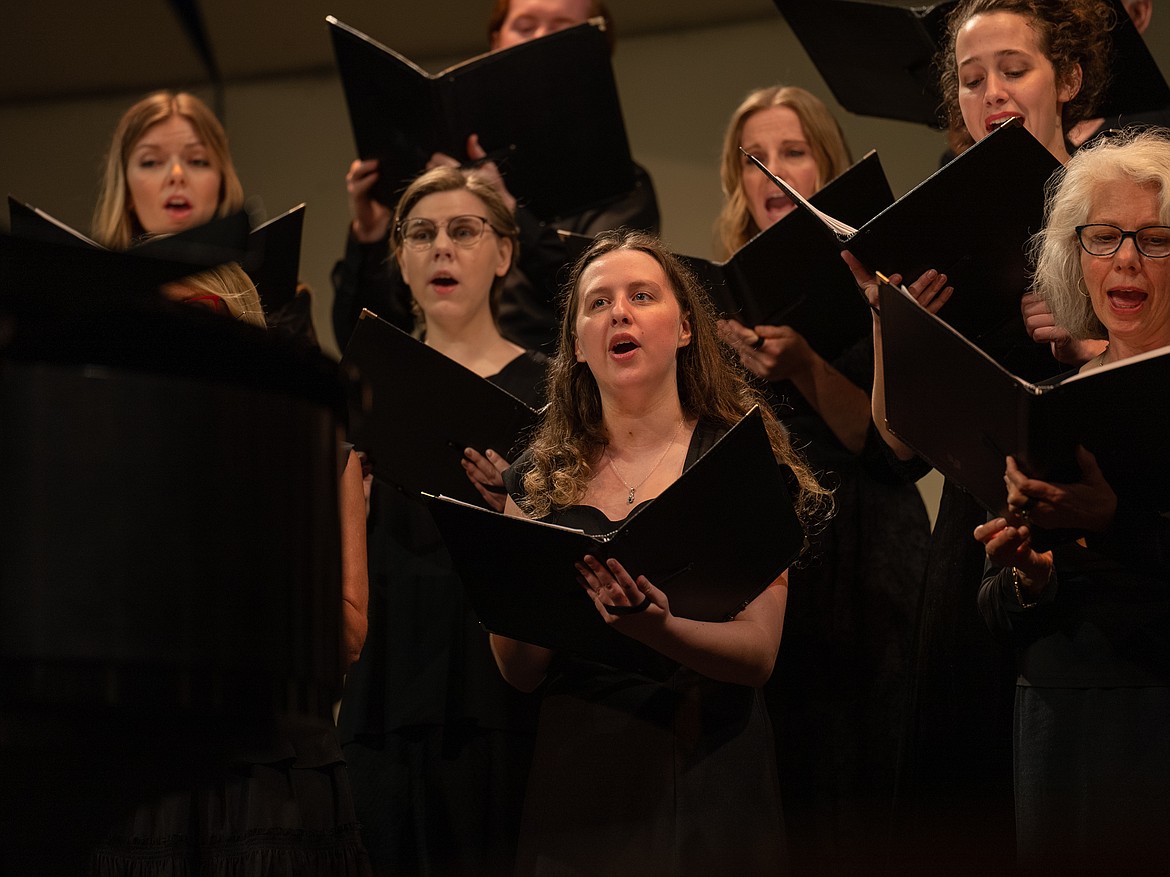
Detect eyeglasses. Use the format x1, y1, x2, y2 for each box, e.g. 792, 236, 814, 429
397, 215, 496, 251
1075, 224, 1170, 258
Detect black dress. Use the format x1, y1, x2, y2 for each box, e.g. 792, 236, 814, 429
763, 335, 930, 876
505, 422, 787, 877
89, 448, 373, 876
337, 351, 548, 877
979, 491, 1170, 875
89, 720, 371, 876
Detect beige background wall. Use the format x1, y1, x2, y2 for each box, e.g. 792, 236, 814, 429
2, 10, 1167, 520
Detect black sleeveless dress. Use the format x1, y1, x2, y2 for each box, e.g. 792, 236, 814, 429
505, 421, 787, 877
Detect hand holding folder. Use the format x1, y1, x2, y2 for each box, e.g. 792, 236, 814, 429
328, 16, 637, 222
340, 309, 541, 508
557, 153, 892, 363
426, 407, 806, 668
878, 277, 1170, 537
743, 121, 1060, 351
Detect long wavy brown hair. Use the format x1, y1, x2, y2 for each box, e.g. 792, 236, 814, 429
519, 229, 831, 537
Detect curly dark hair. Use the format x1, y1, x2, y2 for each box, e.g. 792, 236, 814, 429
936, 0, 1115, 152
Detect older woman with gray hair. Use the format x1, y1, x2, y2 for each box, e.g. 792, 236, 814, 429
975, 128, 1170, 874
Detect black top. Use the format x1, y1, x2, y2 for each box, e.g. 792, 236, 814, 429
336, 350, 548, 740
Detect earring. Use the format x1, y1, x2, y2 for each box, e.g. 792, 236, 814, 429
1077, 279, 1090, 298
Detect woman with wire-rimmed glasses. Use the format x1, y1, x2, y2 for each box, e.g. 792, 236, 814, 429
336, 166, 550, 876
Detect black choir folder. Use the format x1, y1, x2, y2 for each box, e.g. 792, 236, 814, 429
0, 232, 221, 308
776, 0, 1169, 127
748, 120, 1059, 349
3, 199, 250, 309
7, 196, 250, 268
556, 152, 891, 362
8, 196, 301, 314
328, 17, 636, 222
879, 279, 1170, 522
426, 407, 806, 667
241, 204, 304, 312
774, 0, 952, 127
340, 309, 540, 508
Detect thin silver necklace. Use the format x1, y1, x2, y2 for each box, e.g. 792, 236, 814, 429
605, 420, 686, 505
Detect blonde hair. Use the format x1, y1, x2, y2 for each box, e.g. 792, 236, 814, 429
519, 229, 831, 536
715, 86, 851, 259
93, 91, 244, 249
166, 263, 266, 329
1031, 128, 1170, 341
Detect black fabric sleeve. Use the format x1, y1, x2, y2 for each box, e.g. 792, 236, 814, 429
1084, 495, 1170, 580
499, 165, 661, 355
330, 230, 415, 350
977, 563, 1060, 645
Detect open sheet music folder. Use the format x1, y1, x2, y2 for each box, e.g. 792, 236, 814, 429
555, 152, 891, 363
746, 121, 1060, 371
328, 17, 636, 222
775, 0, 951, 127
3, 200, 251, 312
340, 309, 541, 508
0, 232, 222, 310
9, 196, 300, 313
879, 278, 1170, 529
241, 204, 304, 312
426, 406, 806, 668
7, 196, 250, 268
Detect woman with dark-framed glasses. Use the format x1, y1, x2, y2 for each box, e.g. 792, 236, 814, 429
974, 128, 1170, 874
336, 166, 549, 876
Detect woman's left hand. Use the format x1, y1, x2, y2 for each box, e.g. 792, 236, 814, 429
463, 447, 510, 512
576, 555, 669, 625
718, 318, 814, 381
1020, 291, 1109, 366
1004, 447, 1118, 533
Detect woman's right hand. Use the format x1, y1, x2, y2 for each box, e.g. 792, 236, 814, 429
841, 251, 952, 461
462, 446, 510, 512
973, 517, 1054, 601
346, 158, 392, 243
